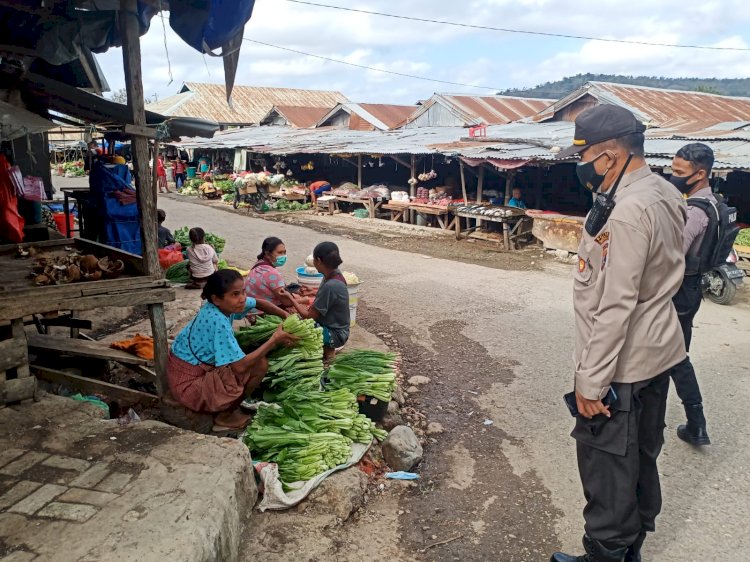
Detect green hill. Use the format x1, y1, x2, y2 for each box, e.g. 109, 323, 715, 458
500, 74, 750, 99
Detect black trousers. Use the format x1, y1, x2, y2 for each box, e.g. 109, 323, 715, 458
573, 373, 670, 547
670, 275, 704, 409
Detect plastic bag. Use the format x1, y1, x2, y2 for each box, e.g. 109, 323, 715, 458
22, 176, 45, 201
8, 166, 23, 197
159, 248, 184, 270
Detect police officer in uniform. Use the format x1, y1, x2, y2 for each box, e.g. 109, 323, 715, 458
550, 105, 687, 562
668, 143, 716, 446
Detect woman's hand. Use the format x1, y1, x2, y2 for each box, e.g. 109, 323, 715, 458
270, 324, 298, 348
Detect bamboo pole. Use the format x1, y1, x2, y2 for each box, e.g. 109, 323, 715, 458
120, 0, 169, 398
504, 170, 515, 205
357, 154, 362, 188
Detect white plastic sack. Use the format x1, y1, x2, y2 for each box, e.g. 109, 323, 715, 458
253, 442, 370, 512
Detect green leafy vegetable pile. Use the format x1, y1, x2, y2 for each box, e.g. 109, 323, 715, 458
275, 199, 311, 212
173, 226, 226, 253
165, 260, 189, 283
736, 228, 750, 246
326, 350, 398, 403
237, 315, 392, 486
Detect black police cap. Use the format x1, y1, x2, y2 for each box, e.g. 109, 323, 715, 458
557, 104, 646, 159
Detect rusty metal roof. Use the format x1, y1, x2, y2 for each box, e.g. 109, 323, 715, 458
175, 121, 750, 171
260, 105, 333, 128
146, 82, 347, 125
315, 103, 418, 130
536, 81, 750, 132
407, 94, 554, 126
357, 104, 419, 129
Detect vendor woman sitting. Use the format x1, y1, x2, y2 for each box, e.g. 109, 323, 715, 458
168, 269, 296, 431
286, 241, 350, 361
246, 237, 295, 308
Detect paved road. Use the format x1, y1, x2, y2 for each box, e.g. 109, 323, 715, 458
160, 196, 750, 561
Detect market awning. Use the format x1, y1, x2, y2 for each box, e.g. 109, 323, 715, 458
19, 71, 219, 141
460, 157, 530, 170
0, 100, 55, 141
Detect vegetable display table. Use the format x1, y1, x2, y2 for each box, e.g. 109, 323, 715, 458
408, 204, 453, 230
382, 202, 409, 222
334, 197, 384, 219
454, 205, 530, 250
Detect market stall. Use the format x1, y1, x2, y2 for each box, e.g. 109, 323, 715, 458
453, 204, 531, 250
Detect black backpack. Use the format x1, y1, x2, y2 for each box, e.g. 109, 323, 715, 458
686, 194, 740, 274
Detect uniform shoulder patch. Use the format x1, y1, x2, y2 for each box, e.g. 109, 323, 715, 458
594, 231, 610, 245
578, 257, 586, 273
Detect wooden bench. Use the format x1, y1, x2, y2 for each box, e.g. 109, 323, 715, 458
382, 203, 409, 222
409, 205, 452, 229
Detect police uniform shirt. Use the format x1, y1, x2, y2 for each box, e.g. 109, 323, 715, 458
574, 166, 688, 400
683, 186, 717, 256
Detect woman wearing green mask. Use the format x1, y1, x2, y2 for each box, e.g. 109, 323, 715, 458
245, 236, 297, 308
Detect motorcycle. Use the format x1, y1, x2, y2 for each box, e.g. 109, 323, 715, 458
232, 179, 267, 213
702, 249, 746, 305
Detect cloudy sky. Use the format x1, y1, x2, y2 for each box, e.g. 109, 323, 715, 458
96, 0, 750, 104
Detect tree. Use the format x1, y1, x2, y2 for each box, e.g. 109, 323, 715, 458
109, 88, 128, 104
693, 85, 722, 95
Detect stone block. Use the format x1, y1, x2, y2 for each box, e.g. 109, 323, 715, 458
42, 455, 91, 473
8, 483, 66, 515
382, 425, 423, 472
96, 472, 132, 493
0, 452, 49, 477
0, 551, 38, 562
69, 463, 110, 489
58, 487, 119, 507
0, 480, 42, 510
37, 501, 98, 522
0, 449, 25, 469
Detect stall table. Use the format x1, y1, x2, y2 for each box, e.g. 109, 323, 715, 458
382, 202, 409, 222
61, 185, 91, 238
0, 238, 175, 407
335, 197, 384, 219
454, 205, 530, 250
408, 204, 454, 230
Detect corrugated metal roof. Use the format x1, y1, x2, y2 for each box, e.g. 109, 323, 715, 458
175, 121, 750, 170
536, 81, 750, 132
315, 103, 418, 130
260, 105, 332, 128
357, 104, 418, 129
146, 82, 347, 125
407, 94, 554, 127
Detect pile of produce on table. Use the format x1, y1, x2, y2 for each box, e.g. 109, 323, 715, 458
60, 161, 85, 177
736, 228, 750, 247
236, 315, 393, 487
173, 226, 226, 253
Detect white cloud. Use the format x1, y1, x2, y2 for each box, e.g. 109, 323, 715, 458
96, 0, 750, 105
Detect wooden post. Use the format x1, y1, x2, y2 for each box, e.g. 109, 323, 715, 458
357, 154, 362, 189
120, 0, 169, 398
152, 140, 159, 194
504, 170, 515, 205
409, 155, 417, 224
459, 160, 468, 203
476, 166, 485, 229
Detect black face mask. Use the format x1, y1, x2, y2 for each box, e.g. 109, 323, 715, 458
576, 153, 612, 193
669, 172, 699, 194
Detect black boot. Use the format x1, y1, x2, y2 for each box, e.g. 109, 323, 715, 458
677, 404, 711, 446
550, 535, 628, 562
624, 533, 645, 562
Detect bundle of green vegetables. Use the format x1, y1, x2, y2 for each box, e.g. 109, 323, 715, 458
165, 260, 190, 283
173, 226, 226, 253
244, 426, 352, 483
279, 315, 324, 359
266, 349, 324, 392
326, 350, 397, 402
736, 228, 750, 247
214, 179, 235, 191
243, 388, 387, 484
235, 315, 284, 351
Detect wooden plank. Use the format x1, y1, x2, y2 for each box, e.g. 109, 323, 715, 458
26, 333, 151, 366
11, 319, 30, 379
386, 155, 410, 169
0, 287, 175, 320
32, 365, 159, 407
147, 303, 169, 396
0, 276, 162, 303
460, 160, 468, 203
2, 377, 36, 404
504, 170, 515, 206
357, 155, 362, 189
124, 124, 157, 139
0, 338, 27, 371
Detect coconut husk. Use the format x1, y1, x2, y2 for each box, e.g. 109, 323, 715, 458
79, 254, 99, 273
